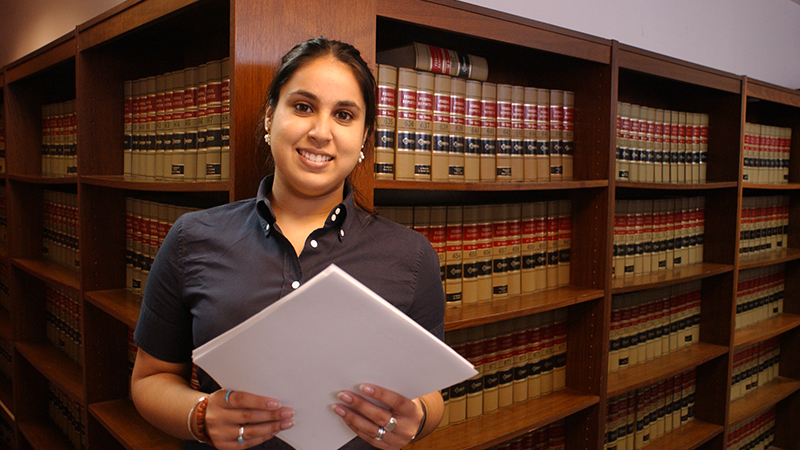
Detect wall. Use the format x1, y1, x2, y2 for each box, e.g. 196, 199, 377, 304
0, 0, 798, 89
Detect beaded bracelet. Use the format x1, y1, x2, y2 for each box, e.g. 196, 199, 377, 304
188, 395, 210, 443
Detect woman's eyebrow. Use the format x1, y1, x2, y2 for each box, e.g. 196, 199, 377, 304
286, 89, 362, 111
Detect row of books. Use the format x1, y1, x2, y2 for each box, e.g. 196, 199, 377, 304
731, 337, 780, 402
609, 281, 701, 373
45, 284, 82, 367
41, 99, 78, 177
490, 420, 565, 450
743, 122, 792, 185
49, 382, 86, 450
615, 103, 708, 184
736, 265, 784, 330
374, 63, 575, 183
739, 196, 789, 256
126, 198, 202, 294
124, 58, 230, 181
613, 197, 705, 279
380, 200, 571, 307
605, 370, 697, 450
443, 309, 567, 428
43, 190, 79, 271
0, 109, 5, 173
726, 408, 775, 450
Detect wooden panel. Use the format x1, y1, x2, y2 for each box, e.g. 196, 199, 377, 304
375, 179, 608, 191
18, 420, 74, 450
728, 377, 800, 427
82, 301, 130, 404
733, 314, 800, 350
84, 289, 142, 329
5, 33, 76, 84
643, 419, 722, 450
738, 248, 800, 271
15, 340, 84, 403
81, 175, 231, 192
611, 263, 732, 295
607, 342, 728, 397
405, 388, 597, 450
90, 399, 182, 450
12, 258, 80, 294
746, 77, 800, 109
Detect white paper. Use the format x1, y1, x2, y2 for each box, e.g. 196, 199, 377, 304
192, 264, 476, 450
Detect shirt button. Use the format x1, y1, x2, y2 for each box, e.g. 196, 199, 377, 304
331, 214, 337, 221
265, 223, 270, 231
335, 207, 341, 214
340, 229, 345, 237
310, 240, 318, 248
292, 281, 300, 289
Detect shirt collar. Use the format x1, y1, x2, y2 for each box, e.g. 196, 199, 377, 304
255, 175, 353, 241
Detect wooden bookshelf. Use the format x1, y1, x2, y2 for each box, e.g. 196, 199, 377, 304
0, 0, 797, 449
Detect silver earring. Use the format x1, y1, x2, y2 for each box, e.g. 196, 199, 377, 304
265, 133, 271, 145
358, 151, 365, 163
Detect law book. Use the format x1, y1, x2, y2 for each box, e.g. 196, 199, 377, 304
413, 70, 434, 181
123, 81, 134, 177
643, 106, 656, 183
526, 314, 544, 399
445, 330, 469, 424
193, 264, 477, 450
496, 320, 515, 408
562, 91, 574, 181
511, 316, 529, 403
431, 74, 452, 182
479, 82, 497, 182
376, 42, 489, 81
394, 67, 417, 180
171, 70, 187, 180
481, 323, 500, 414
476, 204, 494, 302
144, 76, 157, 179
463, 80, 482, 181
464, 326, 485, 420
545, 201, 559, 288
445, 205, 463, 307
511, 85, 525, 182
495, 84, 513, 182
154, 75, 167, 180
448, 77, 466, 181
535, 88, 550, 181
539, 311, 555, 396
523, 87, 538, 182
374, 64, 397, 180
183, 66, 200, 180
520, 202, 536, 293
220, 57, 231, 180
532, 202, 548, 291
548, 90, 564, 182
162, 72, 175, 180
430, 206, 448, 291
552, 308, 567, 391
205, 59, 223, 180
616, 102, 630, 181
461, 205, 479, 304
506, 204, 522, 296
491, 203, 509, 298
557, 200, 571, 287
195, 64, 208, 181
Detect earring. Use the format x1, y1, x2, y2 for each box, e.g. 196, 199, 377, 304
358, 151, 365, 163
264, 133, 271, 145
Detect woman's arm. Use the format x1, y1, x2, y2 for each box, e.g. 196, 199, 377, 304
131, 349, 295, 448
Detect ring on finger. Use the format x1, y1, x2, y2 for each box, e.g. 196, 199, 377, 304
374, 426, 386, 441
384, 416, 397, 432
225, 390, 234, 407
238, 425, 245, 443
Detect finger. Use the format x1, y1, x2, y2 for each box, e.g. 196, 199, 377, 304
217, 390, 282, 411
331, 403, 399, 449
358, 384, 417, 417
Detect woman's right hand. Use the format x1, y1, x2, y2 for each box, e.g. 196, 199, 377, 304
204, 389, 295, 448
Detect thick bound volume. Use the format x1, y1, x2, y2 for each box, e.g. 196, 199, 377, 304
414, 71, 434, 181
511, 86, 525, 182
377, 42, 489, 81
464, 80, 482, 181
375, 64, 398, 180
431, 74, 452, 181
479, 82, 497, 182
495, 84, 513, 182
448, 77, 466, 181
394, 68, 417, 180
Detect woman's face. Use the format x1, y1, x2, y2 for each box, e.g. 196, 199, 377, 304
266, 55, 367, 201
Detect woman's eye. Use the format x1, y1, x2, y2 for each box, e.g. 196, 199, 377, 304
294, 103, 312, 113
335, 111, 354, 121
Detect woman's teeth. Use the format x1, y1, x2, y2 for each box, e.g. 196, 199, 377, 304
300, 150, 333, 162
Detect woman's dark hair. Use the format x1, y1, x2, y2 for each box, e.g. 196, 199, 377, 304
256, 37, 377, 211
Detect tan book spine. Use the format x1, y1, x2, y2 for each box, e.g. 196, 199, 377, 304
144, 77, 157, 180
562, 90, 574, 181
546, 201, 559, 288
464, 326, 485, 420
446, 330, 468, 424
609, 298, 622, 373
170, 70, 186, 180
628, 104, 642, 183
511, 317, 529, 403
183, 66, 199, 181
204, 59, 223, 180
523, 87, 538, 182
154, 75, 166, 180
131, 80, 143, 177
482, 322, 500, 414
479, 82, 497, 182
617, 102, 631, 181
125, 197, 134, 290
520, 202, 536, 293
548, 89, 564, 181
511, 85, 525, 182
476, 204, 494, 302
430, 206, 447, 292
464, 80, 482, 181
449, 77, 466, 181
376, 42, 489, 81
161, 73, 175, 180
375, 64, 397, 180
654, 108, 665, 183
445, 205, 463, 307
431, 74, 452, 182
536, 88, 550, 181
526, 314, 543, 399
124, 80, 133, 177
497, 319, 516, 408
532, 201, 548, 291
539, 311, 554, 395
613, 202, 625, 279
677, 111, 688, 183
507, 203, 521, 295
414, 70, 434, 181
552, 308, 567, 391
643, 106, 656, 183
557, 200, 571, 287
620, 200, 634, 277
395, 67, 417, 180
495, 84, 513, 182
492, 203, 509, 299
641, 200, 653, 275
220, 57, 231, 180
195, 63, 208, 181
461, 205, 479, 304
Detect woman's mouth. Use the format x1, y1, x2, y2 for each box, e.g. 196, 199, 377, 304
298, 149, 333, 163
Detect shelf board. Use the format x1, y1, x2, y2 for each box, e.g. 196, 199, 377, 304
80, 175, 232, 192
15, 340, 83, 404
12, 258, 80, 293
5, 174, 77, 185
405, 388, 598, 450
18, 419, 74, 450
4, 31, 75, 85
90, 398, 182, 450
611, 263, 733, 295
84, 289, 142, 329
738, 248, 800, 271
643, 419, 722, 450
743, 182, 800, 191
0, 371, 14, 422
616, 181, 738, 190
374, 179, 608, 192
733, 313, 800, 350
728, 376, 800, 427
746, 78, 800, 108
445, 286, 604, 331
0, 307, 10, 341
607, 342, 729, 397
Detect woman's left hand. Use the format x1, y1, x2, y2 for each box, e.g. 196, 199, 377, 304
332, 384, 423, 449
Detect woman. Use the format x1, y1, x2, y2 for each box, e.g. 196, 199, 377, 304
131, 37, 446, 450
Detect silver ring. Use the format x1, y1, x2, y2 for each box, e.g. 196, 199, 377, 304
384, 416, 397, 432
238, 425, 245, 443
374, 426, 386, 441
225, 390, 234, 407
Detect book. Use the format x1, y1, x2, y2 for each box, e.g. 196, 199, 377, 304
394, 67, 417, 180
192, 264, 477, 450
448, 77, 466, 181
431, 74, 452, 182
375, 64, 397, 180
377, 42, 489, 81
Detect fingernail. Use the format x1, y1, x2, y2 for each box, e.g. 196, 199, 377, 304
337, 392, 353, 403
268, 401, 281, 410
331, 405, 346, 417
359, 384, 375, 395
281, 420, 294, 430
281, 409, 294, 419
